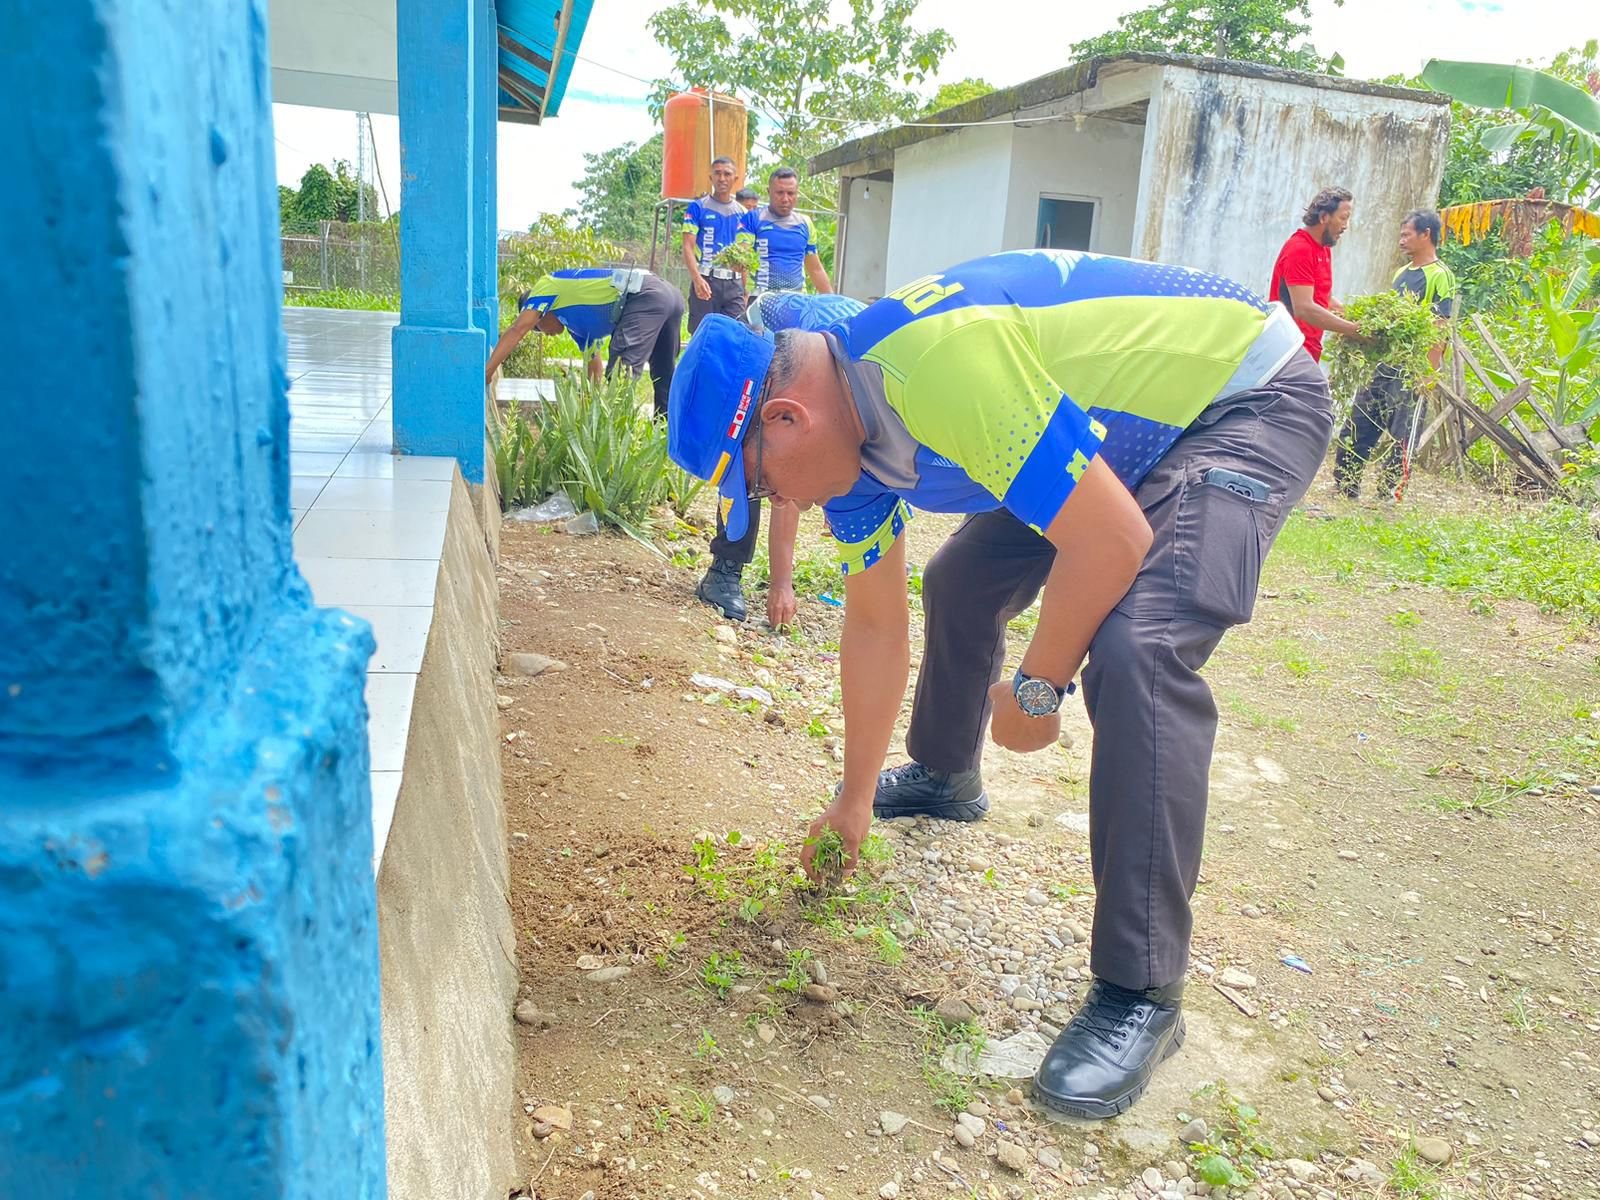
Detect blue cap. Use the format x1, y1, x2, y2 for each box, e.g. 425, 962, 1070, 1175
667, 315, 776, 542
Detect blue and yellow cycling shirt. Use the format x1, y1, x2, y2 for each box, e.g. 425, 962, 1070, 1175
746, 206, 817, 291
682, 195, 748, 265
821, 249, 1305, 576
520, 268, 641, 352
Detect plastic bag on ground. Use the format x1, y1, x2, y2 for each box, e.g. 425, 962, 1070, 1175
510, 492, 578, 523
563, 511, 600, 536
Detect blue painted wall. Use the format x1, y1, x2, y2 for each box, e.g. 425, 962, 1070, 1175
0, 2, 385, 1194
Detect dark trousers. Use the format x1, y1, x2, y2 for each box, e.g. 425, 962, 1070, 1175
607, 275, 684, 417
688, 274, 746, 333
905, 351, 1333, 991
710, 496, 761, 565
1333, 370, 1413, 499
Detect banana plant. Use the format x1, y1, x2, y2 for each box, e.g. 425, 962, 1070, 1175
1423, 52, 1600, 206
1530, 247, 1600, 428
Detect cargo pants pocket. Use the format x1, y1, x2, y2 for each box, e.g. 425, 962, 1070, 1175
1174, 471, 1276, 628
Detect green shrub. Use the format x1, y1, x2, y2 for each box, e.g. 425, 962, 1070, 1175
1325, 291, 1442, 402
491, 372, 704, 544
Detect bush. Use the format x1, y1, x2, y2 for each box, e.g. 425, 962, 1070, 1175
491, 372, 704, 545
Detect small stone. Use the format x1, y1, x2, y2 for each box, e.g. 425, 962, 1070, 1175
805, 958, 829, 985
713, 625, 738, 644
1143, 1168, 1165, 1190
1337, 849, 1360, 861
997, 1139, 1030, 1172
713, 1086, 736, 1105
801, 983, 839, 1003
933, 996, 978, 1026
1179, 1117, 1209, 1143
502, 651, 566, 677
1028, 812, 1046, 827
1217, 967, 1257, 990
807, 1094, 831, 1110
953, 1124, 976, 1149
1283, 1159, 1319, 1181
757, 1023, 776, 1044
1241, 904, 1263, 919
756, 1107, 776, 1125
513, 999, 552, 1028
1399, 890, 1422, 904
531, 1120, 554, 1139
575, 953, 605, 971
1317, 1086, 1339, 1103
966, 1100, 991, 1118
1006, 1088, 1026, 1106
879, 1184, 900, 1200
1037, 1147, 1062, 1170
584, 966, 631, 983
1413, 1136, 1453, 1166
1580, 1129, 1600, 1148
532, 1104, 572, 1130
880, 1111, 910, 1135
957, 1112, 985, 1136
496, 694, 514, 710
1534, 930, 1555, 946
1083, 1141, 1099, 1158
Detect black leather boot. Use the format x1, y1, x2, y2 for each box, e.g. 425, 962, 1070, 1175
1033, 978, 1185, 1119
863, 761, 988, 822
696, 558, 748, 622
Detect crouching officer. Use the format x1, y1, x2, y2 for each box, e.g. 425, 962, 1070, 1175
664, 249, 1332, 1121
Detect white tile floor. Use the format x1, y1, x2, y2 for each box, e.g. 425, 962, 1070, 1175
285, 308, 456, 872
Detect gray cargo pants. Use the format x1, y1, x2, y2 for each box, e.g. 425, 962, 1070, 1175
905, 350, 1333, 991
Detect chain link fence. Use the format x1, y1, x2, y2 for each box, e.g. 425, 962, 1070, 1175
281, 221, 400, 296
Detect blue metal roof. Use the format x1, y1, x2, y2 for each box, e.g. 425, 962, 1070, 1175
496, 0, 594, 125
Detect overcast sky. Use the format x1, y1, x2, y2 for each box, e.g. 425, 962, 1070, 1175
271, 0, 1580, 231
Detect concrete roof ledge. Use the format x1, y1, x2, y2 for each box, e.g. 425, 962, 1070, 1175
809, 52, 1448, 175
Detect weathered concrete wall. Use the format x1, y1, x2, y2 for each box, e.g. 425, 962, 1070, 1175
842, 176, 894, 300
1132, 65, 1449, 300
1002, 116, 1145, 256
378, 470, 513, 1200
886, 123, 1013, 288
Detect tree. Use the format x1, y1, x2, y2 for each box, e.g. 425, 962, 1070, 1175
294, 163, 337, 225
647, 0, 953, 212
920, 77, 995, 117
572, 135, 666, 251
1069, 0, 1343, 74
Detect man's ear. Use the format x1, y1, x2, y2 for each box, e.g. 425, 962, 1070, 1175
761, 396, 812, 433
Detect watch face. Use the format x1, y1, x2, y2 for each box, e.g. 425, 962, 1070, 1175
1016, 677, 1060, 717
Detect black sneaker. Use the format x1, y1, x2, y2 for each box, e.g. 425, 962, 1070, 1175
1032, 978, 1185, 1120
870, 761, 988, 822
696, 558, 748, 622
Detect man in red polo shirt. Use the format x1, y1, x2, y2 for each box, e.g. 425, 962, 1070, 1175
1269, 187, 1365, 361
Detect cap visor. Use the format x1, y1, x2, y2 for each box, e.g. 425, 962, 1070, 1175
719, 453, 750, 541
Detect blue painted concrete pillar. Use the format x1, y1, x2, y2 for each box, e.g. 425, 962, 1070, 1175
393, 0, 489, 484
472, 0, 501, 350
0, 3, 385, 1196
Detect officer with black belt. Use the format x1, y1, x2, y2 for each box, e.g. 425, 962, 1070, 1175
485, 267, 684, 416
683, 156, 762, 621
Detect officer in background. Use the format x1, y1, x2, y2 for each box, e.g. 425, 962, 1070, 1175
746, 167, 833, 295
485, 267, 684, 416
682, 156, 750, 332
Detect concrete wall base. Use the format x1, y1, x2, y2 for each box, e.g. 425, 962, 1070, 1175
378, 469, 514, 1200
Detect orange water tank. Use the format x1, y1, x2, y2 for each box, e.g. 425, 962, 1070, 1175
661, 88, 747, 200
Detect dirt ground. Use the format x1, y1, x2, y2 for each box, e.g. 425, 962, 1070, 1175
496, 476, 1600, 1200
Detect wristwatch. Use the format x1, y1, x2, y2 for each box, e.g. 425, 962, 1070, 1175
1012, 668, 1074, 717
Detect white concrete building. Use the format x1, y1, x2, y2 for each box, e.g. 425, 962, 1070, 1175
814, 53, 1451, 303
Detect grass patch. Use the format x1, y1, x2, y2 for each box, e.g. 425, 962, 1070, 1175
1388, 1144, 1443, 1198
1221, 692, 1301, 734
284, 286, 398, 311
1273, 504, 1600, 622
911, 1009, 987, 1114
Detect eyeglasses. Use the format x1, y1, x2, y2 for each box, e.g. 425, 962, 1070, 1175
745, 379, 776, 502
